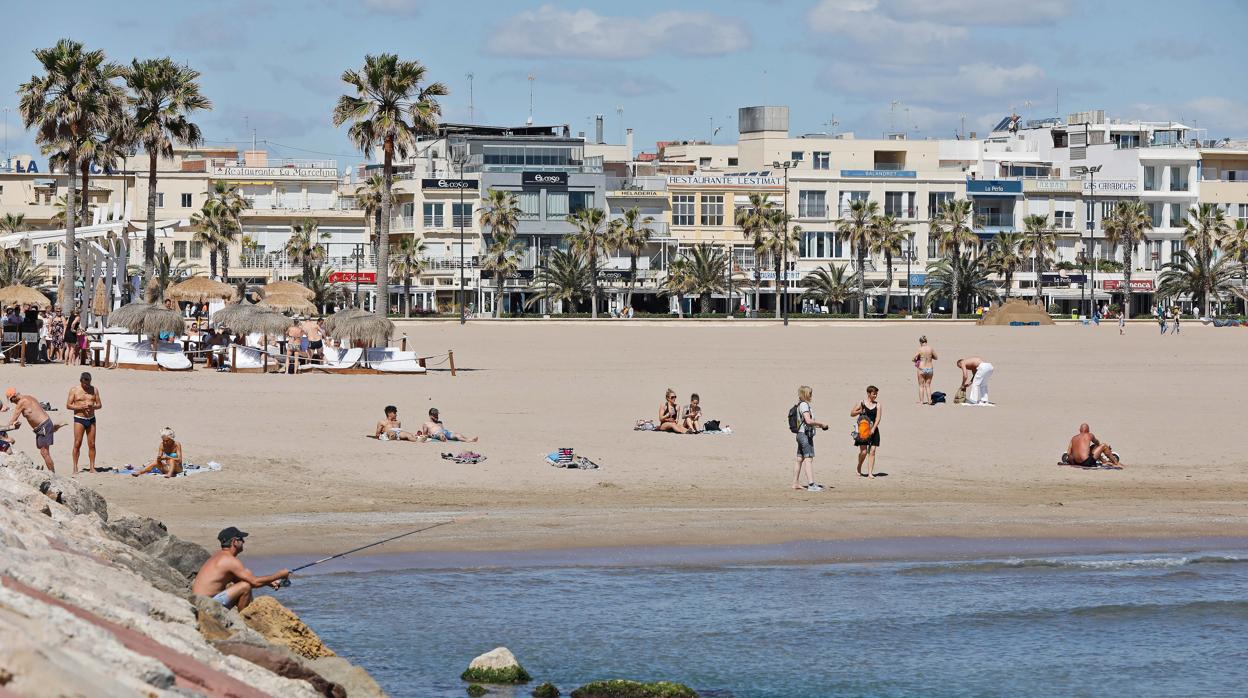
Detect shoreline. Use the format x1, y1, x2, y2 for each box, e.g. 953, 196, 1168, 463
251, 534, 1248, 575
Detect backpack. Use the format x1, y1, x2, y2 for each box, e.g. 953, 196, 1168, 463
787, 404, 802, 433
930, 391, 947, 405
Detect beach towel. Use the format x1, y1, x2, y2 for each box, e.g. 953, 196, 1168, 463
545, 448, 599, 469
701, 426, 733, 435
114, 461, 222, 477
633, 420, 657, 431
442, 451, 486, 464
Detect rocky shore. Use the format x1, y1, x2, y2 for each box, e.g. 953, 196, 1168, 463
0, 450, 385, 697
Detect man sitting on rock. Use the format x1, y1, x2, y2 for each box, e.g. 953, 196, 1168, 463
191, 527, 290, 611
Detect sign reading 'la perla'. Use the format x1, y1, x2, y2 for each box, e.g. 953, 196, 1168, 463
211, 166, 339, 178
522, 171, 569, 186
421, 178, 477, 190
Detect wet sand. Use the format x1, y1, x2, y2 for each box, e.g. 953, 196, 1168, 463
12, 319, 1246, 557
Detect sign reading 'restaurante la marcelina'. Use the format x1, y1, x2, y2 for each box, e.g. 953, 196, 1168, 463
211, 166, 338, 178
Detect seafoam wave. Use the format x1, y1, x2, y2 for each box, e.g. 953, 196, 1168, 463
897, 555, 1248, 576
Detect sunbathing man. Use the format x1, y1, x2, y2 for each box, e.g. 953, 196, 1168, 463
1064, 423, 1122, 468
67, 371, 103, 474
190, 527, 290, 611
421, 407, 478, 442
4, 388, 61, 471
375, 405, 425, 442
656, 388, 688, 434
131, 427, 184, 478
682, 393, 703, 433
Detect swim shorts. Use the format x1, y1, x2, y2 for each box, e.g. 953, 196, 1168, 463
34, 419, 54, 449
212, 590, 236, 608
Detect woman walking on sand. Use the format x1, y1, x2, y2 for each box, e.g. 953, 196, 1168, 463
852, 385, 883, 478
790, 385, 829, 491
913, 335, 937, 404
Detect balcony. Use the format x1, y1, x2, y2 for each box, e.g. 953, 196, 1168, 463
463, 154, 604, 174
606, 176, 668, 192
872, 162, 906, 171
237, 251, 378, 273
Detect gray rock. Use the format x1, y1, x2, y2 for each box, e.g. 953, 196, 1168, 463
215, 640, 346, 698
109, 547, 191, 595
192, 594, 268, 646
105, 514, 169, 549
309, 656, 389, 698
144, 534, 211, 581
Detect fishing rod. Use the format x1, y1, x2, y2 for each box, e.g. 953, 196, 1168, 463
278, 518, 461, 587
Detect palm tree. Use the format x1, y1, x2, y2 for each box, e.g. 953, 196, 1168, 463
478, 188, 521, 318
481, 236, 525, 315
930, 199, 978, 318
1158, 249, 1236, 312
19, 39, 127, 309
764, 209, 798, 318
567, 207, 610, 319
680, 244, 729, 314
801, 263, 859, 314
527, 248, 590, 312
285, 219, 330, 285
355, 173, 385, 241
608, 207, 656, 311
924, 253, 999, 313
837, 199, 879, 318
0, 214, 27, 281
307, 264, 348, 313
1101, 201, 1153, 318
125, 56, 211, 287
333, 53, 447, 318
737, 193, 777, 315
661, 256, 693, 318
49, 111, 131, 226
871, 214, 906, 314
391, 235, 427, 318
189, 200, 231, 278
1020, 214, 1057, 306
984, 231, 1026, 300
1219, 219, 1248, 312
129, 247, 196, 301
207, 181, 245, 280
1183, 203, 1229, 259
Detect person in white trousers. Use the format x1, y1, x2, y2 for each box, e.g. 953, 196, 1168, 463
957, 356, 994, 406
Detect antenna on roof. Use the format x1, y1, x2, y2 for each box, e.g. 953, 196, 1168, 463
467, 72, 475, 123
526, 74, 535, 126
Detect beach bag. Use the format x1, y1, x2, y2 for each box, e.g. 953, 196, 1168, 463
703, 419, 721, 432
852, 404, 873, 443
953, 386, 967, 404
787, 404, 802, 433
930, 391, 947, 405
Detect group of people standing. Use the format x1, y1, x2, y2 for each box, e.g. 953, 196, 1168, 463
789, 384, 884, 492
3, 304, 90, 365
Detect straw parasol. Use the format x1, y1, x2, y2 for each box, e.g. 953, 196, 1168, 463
258, 292, 318, 315
228, 309, 296, 338
211, 301, 261, 329
91, 280, 110, 317
167, 276, 238, 304
107, 302, 184, 337
263, 280, 314, 300
323, 308, 394, 347
107, 302, 155, 329
0, 285, 52, 310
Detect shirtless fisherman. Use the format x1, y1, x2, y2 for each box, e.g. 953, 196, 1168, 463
4, 388, 61, 471
190, 527, 290, 611
956, 356, 995, 406
67, 372, 102, 473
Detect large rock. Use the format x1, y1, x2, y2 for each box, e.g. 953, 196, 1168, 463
192, 594, 268, 645
105, 514, 169, 548
569, 680, 698, 698
143, 533, 211, 581
461, 646, 531, 684
308, 656, 388, 698
241, 595, 337, 660
1, 452, 108, 521
215, 640, 346, 698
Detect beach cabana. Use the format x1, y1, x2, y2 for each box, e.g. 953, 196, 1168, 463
0, 284, 52, 310
263, 280, 315, 300
210, 301, 261, 330
322, 310, 424, 374
222, 308, 295, 373
97, 303, 190, 371
167, 276, 238, 304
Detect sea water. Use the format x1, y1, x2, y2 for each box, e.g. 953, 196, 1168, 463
275, 546, 1248, 697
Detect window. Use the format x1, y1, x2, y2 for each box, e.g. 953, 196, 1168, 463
790, 151, 804, 163
189, 241, 203, 259
180, 193, 193, 208
1144, 166, 1158, 191
1054, 211, 1074, 229
452, 202, 472, 227
1170, 240, 1181, 259
928, 192, 955, 219
700, 194, 724, 226
884, 191, 913, 218
517, 191, 538, 219
46, 242, 58, 259
1150, 240, 1162, 271
800, 231, 844, 259
155, 192, 165, 207
798, 190, 826, 218
1239, 203, 1248, 222
1100, 200, 1119, 219
927, 235, 940, 259
1147, 202, 1164, 228
173, 241, 187, 258
569, 191, 594, 214
1169, 203, 1185, 228
813, 152, 831, 170
839, 191, 869, 217
699, 157, 712, 168
1113, 133, 1140, 149
1169, 166, 1189, 192
727, 157, 738, 167
673, 195, 695, 226
423, 203, 443, 228
546, 192, 569, 218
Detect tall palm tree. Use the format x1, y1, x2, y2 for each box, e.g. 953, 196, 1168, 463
355, 173, 385, 242
1219, 219, 1248, 312
1183, 203, 1229, 259
567, 207, 610, 319
662, 256, 693, 318
930, 199, 978, 318
871, 214, 906, 314
189, 200, 230, 279
764, 209, 798, 318
482, 236, 525, 315
984, 231, 1026, 300
924, 253, 999, 313
207, 181, 245, 280
608, 207, 656, 311
49, 111, 131, 226
801, 263, 859, 314
0, 253, 50, 288
838, 199, 879, 318
478, 188, 521, 318
333, 53, 447, 317
680, 244, 729, 314
19, 39, 127, 309
391, 235, 427, 318
737, 192, 777, 315
1102, 201, 1153, 318
285, 218, 330, 286
1020, 214, 1056, 306
126, 57, 211, 287
1157, 249, 1236, 312
0, 214, 27, 279
527, 248, 590, 312
307, 264, 348, 314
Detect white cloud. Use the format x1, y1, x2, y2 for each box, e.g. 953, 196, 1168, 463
808, 1, 967, 64
485, 6, 751, 59
819, 61, 1048, 107
876, 0, 1072, 26
359, 0, 422, 16
1130, 97, 1248, 137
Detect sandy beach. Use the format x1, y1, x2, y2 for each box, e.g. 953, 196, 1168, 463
9, 319, 1247, 557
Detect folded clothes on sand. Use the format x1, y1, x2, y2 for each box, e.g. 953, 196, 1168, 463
545, 448, 599, 469
442, 451, 485, 464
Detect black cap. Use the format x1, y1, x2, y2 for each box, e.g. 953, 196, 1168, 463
217, 526, 249, 546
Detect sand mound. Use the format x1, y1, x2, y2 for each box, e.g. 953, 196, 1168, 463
977, 299, 1054, 326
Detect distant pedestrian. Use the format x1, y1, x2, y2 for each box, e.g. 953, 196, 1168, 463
851, 385, 883, 478
1157, 310, 1167, 335
1118, 313, 1125, 336
913, 335, 937, 404
788, 385, 829, 492
1171, 308, 1180, 335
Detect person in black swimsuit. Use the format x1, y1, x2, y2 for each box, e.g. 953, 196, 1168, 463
850, 385, 883, 478
67, 371, 102, 474
656, 388, 688, 434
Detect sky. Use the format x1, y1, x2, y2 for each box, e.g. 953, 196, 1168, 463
2, 0, 1246, 170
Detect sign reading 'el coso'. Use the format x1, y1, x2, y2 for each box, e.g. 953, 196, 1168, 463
522, 171, 569, 186
421, 178, 477, 190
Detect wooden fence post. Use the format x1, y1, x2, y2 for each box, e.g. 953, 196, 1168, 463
231, 345, 237, 373
448, 349, 456, 377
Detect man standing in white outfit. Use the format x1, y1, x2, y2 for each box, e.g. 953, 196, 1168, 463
957, 356, 994, 405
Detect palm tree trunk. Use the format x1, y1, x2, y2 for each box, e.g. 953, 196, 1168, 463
1122, 244, 1133, 320
676, 292, 685, 318
858, 247, 866, 319
951, 243, 961, 320
1004, 272, 1013, 300
79, 161, 91, 225
404, 274, 412, 318
221, 246, 230, 282
773, 253, 782, 320
376, 139, 394, 317
627, 252, 637, 310
494, 270, 504, 318
883, 251, 894, 316
209, 248, 218, 279
1034, 240, 1042, 306
144, 150, 158, 288
590, 250, 598, 319
63, 152, 79, 311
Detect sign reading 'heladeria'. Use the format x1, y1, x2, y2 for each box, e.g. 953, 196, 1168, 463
211, 166, 338, 178
666, 175, 784, 187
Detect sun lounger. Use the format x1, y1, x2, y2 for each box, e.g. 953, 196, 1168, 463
221, 344, 276, 373
106, 341, 192, 371
301, 347, 364, 373
361, 347, 427, 374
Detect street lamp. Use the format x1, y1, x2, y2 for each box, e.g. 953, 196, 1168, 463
772, 159, 796, 326
351, 243, 364, 308
1073, 163, 1102, 317
454, 149, 468, 325
905, 232, 916, 317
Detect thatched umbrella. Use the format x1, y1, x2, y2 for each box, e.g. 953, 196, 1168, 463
228, 309, 296, 338
211, 302, 261, 329
91, 280, 110, 318
258, 292, 317, 315
263, 280, 314, 300
167, 276, 238, 304
324, 309, 394, 348
107, 302, 156, 330
127, 306, 186, 338
0, 285, 52, 310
